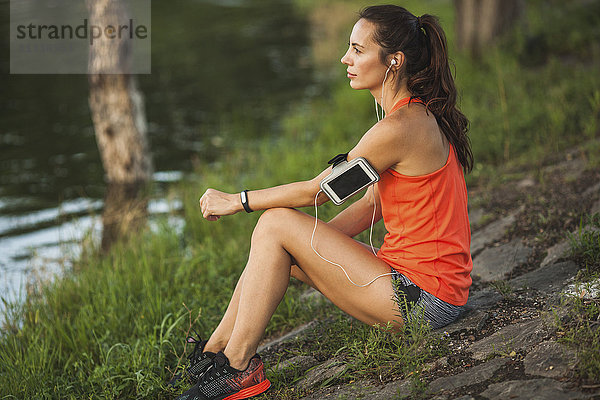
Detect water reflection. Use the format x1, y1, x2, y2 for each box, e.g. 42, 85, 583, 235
0, 0, 314, 308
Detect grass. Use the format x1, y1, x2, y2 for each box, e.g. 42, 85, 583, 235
558, 294, 600, 384
2, 0, 600, 398
569, 213, 600, 281
556, 213, 600, 384
262, 303, 447, 399
490, 280, 514, 301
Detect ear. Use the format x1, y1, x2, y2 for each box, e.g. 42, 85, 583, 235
391, 51, 405, 70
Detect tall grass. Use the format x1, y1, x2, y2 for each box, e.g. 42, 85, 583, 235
2, 0, 600, 398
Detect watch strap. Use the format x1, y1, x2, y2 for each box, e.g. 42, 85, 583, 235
240, 190, 253, 213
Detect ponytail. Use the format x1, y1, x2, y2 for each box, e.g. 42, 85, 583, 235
410, 15, 473, 173
359, 6, 473, 173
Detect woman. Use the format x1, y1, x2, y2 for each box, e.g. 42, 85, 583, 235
175, 5, 473, 400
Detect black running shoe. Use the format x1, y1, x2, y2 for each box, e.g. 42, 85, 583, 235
169, 336, 216, 387
176, 351, 271, 400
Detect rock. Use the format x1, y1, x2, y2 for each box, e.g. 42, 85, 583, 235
509, 261, 579, 295
427, 357, 508, 395
480, 378, 591, 400
258, 321, 317, 352
470, 211, 519, 255
517, 176, 536, 188
584, 181, 600, 215
300, 380, 378, 400
542, 223, 599, 270
472, 239, 533, 282
424, 356, 449, 372
468, 207, 485, 228
468, 319, 554, 361
370, 378, 412, 399
465, 288, 503, 310
545, 157, 586, 181
523, 340, 577, 378
540, 240, 571, 268
443, 309, 489, 335
582, 181, 600, 199
270, 355, 319, 373
592, 198, 600, 216
296, 357, 347, 391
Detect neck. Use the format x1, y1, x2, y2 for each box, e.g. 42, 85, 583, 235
370, 84, 412, 116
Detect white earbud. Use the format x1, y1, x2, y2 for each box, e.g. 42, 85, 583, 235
390, 59, 397, 66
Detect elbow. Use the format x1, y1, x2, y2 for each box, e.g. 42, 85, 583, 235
305, 179, 329, 207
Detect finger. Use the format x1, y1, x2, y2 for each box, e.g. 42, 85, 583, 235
199, 190, 210, 206
201, 198, 210, 213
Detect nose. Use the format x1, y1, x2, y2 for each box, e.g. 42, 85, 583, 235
340, 48, 352, 65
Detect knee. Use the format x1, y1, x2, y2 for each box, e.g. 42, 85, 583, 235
252, 208, 296, 241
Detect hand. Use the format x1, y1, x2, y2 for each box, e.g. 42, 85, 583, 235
198, 189, 241, 221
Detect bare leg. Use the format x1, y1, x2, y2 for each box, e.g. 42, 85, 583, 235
223, 217, 294, 369
203, 268, 248, 353
216, 208, 399, 370
204, 265, 313, 354
204, 236, 326, 353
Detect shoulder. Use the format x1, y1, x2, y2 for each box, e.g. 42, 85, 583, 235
389, 103, 444, 149
360, 103, 432, 150
348, 102, 443, 174
347, 111, 414, 174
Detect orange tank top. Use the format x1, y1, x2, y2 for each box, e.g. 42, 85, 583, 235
376, 97, 473, 306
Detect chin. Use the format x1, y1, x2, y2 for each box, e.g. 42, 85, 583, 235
349, 80, 363, 90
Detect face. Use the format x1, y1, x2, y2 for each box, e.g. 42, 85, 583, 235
341, 19, 388, 91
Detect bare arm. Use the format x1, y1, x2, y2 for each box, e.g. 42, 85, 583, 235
199, 117, 406, 221
198, 167, 332, 221
327, 184, 382, 237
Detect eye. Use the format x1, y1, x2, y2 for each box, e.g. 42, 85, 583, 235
347, 42, 361, 54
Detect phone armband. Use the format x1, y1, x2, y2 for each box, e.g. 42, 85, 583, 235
320, 154, 379, 205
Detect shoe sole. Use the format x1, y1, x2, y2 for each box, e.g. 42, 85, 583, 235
221, 379, 271, 400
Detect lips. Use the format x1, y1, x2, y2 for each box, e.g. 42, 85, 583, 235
347, 71, 357, 78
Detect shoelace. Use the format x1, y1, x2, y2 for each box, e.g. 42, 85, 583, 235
185, 330, 204, 362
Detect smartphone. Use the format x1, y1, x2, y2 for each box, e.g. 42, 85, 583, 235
320, 157, 379, 205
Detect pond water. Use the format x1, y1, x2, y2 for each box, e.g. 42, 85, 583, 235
0, 0, 318, 311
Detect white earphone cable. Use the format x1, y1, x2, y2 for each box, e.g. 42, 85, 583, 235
310, 187, 394, 287
374, 63, 394, 122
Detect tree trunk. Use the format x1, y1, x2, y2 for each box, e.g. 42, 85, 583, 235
87, 0, 152, 252
100, 181, 149, 252
454, 0, 523, 57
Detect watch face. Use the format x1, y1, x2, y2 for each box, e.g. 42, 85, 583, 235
328, 164, 372, 199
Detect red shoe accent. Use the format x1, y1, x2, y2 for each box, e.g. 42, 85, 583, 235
222, 379, 271, 400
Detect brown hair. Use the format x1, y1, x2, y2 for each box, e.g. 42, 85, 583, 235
359, 5, 473, 172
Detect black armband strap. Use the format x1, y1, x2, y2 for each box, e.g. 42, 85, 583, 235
327, 152, 349, 167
